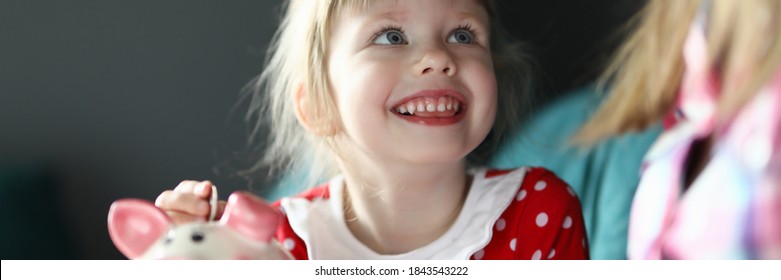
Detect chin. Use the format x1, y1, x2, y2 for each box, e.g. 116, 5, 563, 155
401, 145, 474, 166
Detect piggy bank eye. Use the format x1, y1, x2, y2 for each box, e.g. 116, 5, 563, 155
191, 231, 205, 243
164, 230, 175, 245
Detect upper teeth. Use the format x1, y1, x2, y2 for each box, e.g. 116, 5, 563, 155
395, 96, 460, 115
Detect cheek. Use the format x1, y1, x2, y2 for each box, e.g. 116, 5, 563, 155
331, 57, 400, 111
468, 60, 498, 134
467, 60, 498, 114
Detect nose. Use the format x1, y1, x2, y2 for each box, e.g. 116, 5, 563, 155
413, 43, 456, 77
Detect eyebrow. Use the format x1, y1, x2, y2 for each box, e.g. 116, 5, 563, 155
363, 9, 407, 24
354, 1, 489, 29
361, 10, 486, 27
455, 12, 488, 24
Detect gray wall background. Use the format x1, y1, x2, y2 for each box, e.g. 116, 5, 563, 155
0, 0, 641, 259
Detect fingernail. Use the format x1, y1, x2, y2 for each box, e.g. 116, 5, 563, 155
195, 183, 208, 194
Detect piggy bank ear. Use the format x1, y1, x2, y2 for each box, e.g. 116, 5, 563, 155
220, 192, 282, 243
107, 199, 172, 259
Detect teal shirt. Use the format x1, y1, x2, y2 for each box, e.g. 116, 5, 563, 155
488, 86, 660, 259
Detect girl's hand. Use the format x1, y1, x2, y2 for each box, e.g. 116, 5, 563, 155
154, 180, 227, 225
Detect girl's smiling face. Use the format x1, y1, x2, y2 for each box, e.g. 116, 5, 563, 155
327, 0, 497, 166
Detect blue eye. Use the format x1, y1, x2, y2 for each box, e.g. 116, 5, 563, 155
447, 30, 474, 44
374, 30, 406, 45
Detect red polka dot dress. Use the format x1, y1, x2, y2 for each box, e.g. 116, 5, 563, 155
271, 167, 590, 260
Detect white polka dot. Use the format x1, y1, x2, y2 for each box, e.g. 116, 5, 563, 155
531, 249, 542, 260
548, 249, 556, 259
536, 212, 548, 227
283, 238, 295, 250
495, 218, 506, 231
473, 249, 485, 260
567, 186, 576, 196
509, 238, 517, 251
562, 216, 573, 229
534, 181, 547, 191
516, 189, 527, 201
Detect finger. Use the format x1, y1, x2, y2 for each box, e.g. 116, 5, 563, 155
155, 190, 210, 216
166, 210, 206, 225
173, 180, 213, 199
173, 180, 200, 191
193, 180, 215, 198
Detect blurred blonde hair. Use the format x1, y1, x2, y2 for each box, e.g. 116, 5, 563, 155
242, 0, 534, 189
575, 0, 781, 144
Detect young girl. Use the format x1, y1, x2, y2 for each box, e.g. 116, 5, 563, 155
577, 0, 781, 259
155, 0, 589, 260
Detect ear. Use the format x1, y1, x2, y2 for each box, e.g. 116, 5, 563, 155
293, 83, 338, 136
219, 192, 282, 243
293, 83, 319, 134
107, 199, 172, 259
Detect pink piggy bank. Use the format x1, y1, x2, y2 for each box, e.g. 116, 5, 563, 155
107, 191, 292, 259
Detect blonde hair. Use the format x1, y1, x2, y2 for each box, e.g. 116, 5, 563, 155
575, 0, 781, 144
242, 0, 534, 190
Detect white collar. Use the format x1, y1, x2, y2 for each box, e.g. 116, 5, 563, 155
280, 167, 528, 259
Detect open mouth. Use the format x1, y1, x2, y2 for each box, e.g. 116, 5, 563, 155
390, 93, 466, 125
393, 95, 462, 117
